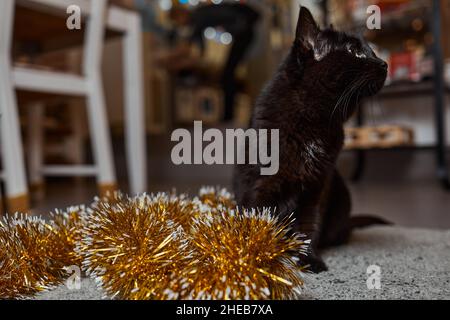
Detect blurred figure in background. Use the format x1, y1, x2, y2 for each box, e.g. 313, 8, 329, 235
170, 2, 260, 122
134, 0, 167, 36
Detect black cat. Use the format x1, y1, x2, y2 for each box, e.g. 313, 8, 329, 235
234, 7, 388, 273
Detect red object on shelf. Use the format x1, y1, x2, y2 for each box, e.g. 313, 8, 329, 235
389, 52, 420, 82
375, 0, 412, 12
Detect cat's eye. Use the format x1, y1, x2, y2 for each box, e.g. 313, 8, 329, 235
348, 47, 366, 59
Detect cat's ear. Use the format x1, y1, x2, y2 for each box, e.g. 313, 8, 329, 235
295, 6, 320, 51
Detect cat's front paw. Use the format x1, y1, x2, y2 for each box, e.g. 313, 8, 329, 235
299, 254, 328, 273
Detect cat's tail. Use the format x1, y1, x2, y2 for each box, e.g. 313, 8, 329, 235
350, 215, 393, 230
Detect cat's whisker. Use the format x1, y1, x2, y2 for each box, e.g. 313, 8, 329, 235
332, 76, 364, 123
342, 77, 368, 121
346, 78, 367, 120
329, 77, 361, 126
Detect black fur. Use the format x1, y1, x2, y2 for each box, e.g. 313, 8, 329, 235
233, 7, 388, 273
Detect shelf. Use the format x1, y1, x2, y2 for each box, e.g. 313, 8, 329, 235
379, 80, 450, 98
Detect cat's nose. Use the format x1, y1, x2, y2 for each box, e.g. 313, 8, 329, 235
380, 61, 388, 70
376, 59, 388, 70
368, 57, 388, 70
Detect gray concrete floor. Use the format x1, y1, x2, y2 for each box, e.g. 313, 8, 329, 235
31, 135, 450, 230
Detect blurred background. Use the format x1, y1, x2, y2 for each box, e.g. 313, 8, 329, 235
1, 0, 450, 229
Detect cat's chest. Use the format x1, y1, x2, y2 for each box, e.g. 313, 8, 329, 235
298, 140, 334, 172
280, 133, 341, 181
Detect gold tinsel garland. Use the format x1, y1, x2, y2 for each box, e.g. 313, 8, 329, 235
0, 188, 309, 300
177, 208, 308, 299
0, 210, 82, 299
77, 192, 194, 300
0, 214, 51, 299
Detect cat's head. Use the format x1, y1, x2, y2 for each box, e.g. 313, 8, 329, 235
293, 7, 387, 115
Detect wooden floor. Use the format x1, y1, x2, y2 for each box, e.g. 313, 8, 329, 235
30, 135, 450, 229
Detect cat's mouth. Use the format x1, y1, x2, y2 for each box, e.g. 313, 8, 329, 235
364, 68, 388, 96
367, 80, 385, 95
361, 58, 388, 96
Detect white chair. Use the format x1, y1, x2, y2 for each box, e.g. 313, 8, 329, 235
27, 0, 148, 198
0, 0, 117, 213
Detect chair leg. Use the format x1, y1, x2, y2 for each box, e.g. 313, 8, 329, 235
0, 73, 30, 213
27, 102, 45, 196
68, 101, 86, 166
0, 0, 29, 214
0, 73, 30, 212
86, 76, 117, 196
83, 0, 117, 196
124, 13, 147, 195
